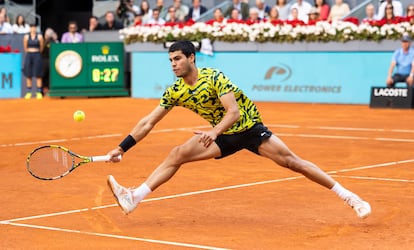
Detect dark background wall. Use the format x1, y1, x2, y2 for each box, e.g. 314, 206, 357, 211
36, 0, 92, 38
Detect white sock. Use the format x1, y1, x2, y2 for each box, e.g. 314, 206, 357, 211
132, 183, 152, 204
331, 182, 354, 200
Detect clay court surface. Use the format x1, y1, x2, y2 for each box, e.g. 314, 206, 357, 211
1, 97, 414, 249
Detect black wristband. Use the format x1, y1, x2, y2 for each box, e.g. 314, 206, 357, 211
119, 135, 136, 152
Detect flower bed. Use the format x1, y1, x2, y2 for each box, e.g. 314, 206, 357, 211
120, 20, 414, 44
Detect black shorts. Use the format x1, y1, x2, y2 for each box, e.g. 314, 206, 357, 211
215, 123, 272, 159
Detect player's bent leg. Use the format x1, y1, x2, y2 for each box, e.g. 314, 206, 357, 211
108, 135, 222, 215
145, 135, 222, 191
258, 135, 371, 218
258, 135, 335, 189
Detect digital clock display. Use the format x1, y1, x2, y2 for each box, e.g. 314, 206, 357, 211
91, 68, 120, 83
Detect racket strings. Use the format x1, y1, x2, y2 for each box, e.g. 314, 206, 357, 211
28, 147, 75, 179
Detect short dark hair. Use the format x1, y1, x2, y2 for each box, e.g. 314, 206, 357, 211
168, 40, 196, 58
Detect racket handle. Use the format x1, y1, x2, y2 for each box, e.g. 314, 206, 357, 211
91, 155, 122, 162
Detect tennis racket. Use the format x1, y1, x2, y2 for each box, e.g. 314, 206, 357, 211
26, 145, 120, 180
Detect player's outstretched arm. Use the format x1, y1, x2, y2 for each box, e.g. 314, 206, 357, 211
108, 106, 170, 162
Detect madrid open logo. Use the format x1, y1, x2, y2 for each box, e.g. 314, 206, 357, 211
264, 64, 292, 82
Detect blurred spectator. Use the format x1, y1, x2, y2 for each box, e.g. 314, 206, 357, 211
88, 16, 103, 31
41, 27, 59, 96
139, 0, 153, 24
361, 3, 376, 23
23, 23, 44, 99
287, 7, 306, 25
186, 0, 207, 22
381, 3, 402, 24
0, 7, 11, 23
328, 0, 350, 22
116, 0, 140, 26
377, 0, 402, 20
289, 0, 312, 23
386, 34, 414, 88
314, 0, 330, 21
165, 6, 181, 25
275, 0, 290, 20
267, 6, 283, 24
255, 0, 271, 19
169, 0, 189, 22
224, 0, 250, 21
133, 13, 144, 26
246, 7, 262, 24
61, 21, 84, 43
0, 12, 13, 34
12, 14, 30, 34
101, 11, 124, 30
227, 8, 244, 23
405, 4, 414, 24
307, 6, 320, 24
156, 0, 165, 13
146, 8, 166, 25
205, 8, 226, 25
288, 7, 299, 21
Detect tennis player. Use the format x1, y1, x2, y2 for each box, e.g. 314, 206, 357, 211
107, 40, 371, 219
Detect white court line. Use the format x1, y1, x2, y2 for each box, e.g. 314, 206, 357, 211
375, 137, 414, 143
3, 124, 414, 148
0, 133, 122, 147
0, 126, 211, 148
275, 132, 414, 143
308, 126, 387, 132
1, 222, 229, 250
1, 176, 303, 223
275, 133, 369, 141
3, 158, 414, 224
1, 124, 414, 247
1, 159, 413, 248
331, 175, 414, 183
278, 125, 414, 134
327, 158, 414, 173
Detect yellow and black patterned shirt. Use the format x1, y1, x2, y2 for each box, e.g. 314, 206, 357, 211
160, 68, 262, 134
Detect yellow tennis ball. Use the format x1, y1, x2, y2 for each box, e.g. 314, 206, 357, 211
73, 110, 85, 122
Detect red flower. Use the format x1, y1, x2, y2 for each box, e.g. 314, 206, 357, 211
285, 19, 305, 27
245, 19, 261, 25
0, 45, 18, 53
205, 18, 225, 25
343, 17, 360, 25
307, 19, 320, 26
269, 19, 284, 26
227, 19, 245, 24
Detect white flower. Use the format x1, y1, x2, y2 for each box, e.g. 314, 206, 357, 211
121, 20, 413, 43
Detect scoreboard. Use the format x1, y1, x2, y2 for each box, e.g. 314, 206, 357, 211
49, 42, 129, 97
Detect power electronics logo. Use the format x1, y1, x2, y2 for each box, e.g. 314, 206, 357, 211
264, 64, 292, 82
252, 63, 341, 94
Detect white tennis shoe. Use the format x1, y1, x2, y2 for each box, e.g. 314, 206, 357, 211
345, 195, 371, 219
107, 175, 137, 215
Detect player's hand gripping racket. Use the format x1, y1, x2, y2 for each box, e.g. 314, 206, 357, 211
26, 145, 121, 180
